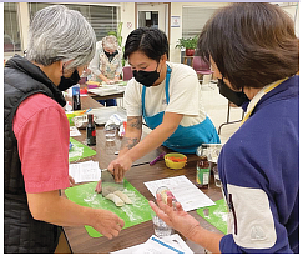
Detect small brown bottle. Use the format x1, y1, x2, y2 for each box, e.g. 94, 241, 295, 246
196, 149, 209, 189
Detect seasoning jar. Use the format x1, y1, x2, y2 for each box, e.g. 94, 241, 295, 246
72, 84, 81, 111
86, 114, 96, 146
196, 148, 209, 189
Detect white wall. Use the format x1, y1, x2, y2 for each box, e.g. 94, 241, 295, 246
120, 2, 135, 47
281, 4, 299, 36
170, 2, 229, 64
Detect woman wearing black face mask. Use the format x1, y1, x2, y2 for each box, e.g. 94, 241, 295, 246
58, 66, 81, 91
88, 35, 122, 106
106, 27, 220, 182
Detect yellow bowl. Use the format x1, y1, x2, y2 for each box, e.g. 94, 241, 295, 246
165, 153, 187, 170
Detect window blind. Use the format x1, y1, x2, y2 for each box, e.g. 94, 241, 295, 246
182, 6, 218, 39
4, 2, 21, 52
28, 3, 120, 41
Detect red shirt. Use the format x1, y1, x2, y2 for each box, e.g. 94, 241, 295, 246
13, 94, 70, 193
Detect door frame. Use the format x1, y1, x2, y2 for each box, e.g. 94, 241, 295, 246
135, 2, 171, 60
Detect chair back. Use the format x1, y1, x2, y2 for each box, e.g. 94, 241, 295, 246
122, 65, 133, 81
192, 56, 211, 71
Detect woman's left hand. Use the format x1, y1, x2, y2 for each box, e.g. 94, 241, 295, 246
149, 194, 202, 241
107, 153, 133, 182
69, 175, 76, 186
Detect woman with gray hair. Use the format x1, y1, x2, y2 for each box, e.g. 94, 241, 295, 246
4, 5, 124, 253
89, 35, 123, 106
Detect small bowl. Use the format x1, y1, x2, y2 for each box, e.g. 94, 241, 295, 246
165, 153, 187, 170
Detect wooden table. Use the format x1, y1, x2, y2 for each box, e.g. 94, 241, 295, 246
63, 95, 224, 254
182, 56, 194, 67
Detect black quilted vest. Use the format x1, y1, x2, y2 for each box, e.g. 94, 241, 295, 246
4, 55, 66, 253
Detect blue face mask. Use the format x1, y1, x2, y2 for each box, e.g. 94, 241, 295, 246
132, 64, 160, 87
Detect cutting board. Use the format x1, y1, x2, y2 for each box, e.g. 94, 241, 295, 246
65, 180, 153, 237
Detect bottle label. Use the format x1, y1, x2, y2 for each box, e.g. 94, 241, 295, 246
196, 167, 209, 185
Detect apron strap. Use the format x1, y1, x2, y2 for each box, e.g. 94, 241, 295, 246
142, 64, 172, 117
142, 85, 147, 117
165, 65, 172, 104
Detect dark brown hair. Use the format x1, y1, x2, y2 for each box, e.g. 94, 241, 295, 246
197, 3, 299, 90
124, 28, 168, 62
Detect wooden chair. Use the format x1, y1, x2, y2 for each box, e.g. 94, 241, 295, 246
122, 65, 132, 81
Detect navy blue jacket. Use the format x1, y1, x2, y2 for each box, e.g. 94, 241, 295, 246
218, 76, 298, 253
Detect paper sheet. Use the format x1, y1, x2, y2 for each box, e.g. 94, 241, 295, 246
69, 160, 101, 183
144, 175, 214, 211
110, 234, 193, 254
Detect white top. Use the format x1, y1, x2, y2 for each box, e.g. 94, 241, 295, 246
125, 63, 207, 127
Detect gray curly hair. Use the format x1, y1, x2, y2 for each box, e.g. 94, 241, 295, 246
26, 5, 96, 70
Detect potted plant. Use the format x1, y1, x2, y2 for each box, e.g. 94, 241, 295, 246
175, 35, 198, 56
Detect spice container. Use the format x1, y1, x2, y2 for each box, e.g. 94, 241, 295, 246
196, 147, 209, 189
86, 114, 96, 146
72, 84, 81, 111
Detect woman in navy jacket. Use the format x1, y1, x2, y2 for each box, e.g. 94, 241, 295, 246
150, 2, 299, 253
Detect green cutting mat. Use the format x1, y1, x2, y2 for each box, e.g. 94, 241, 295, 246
69, 138, 96, 162
196, 199, 228, 235
65, 180, 153, 237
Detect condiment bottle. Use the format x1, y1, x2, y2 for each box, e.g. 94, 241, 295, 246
72, 84, 81, 111
86, 114, 96, 146
196, 148, 209, 189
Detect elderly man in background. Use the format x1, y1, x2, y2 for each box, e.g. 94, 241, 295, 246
89, 35, 123, 106
4, 5, 124, 253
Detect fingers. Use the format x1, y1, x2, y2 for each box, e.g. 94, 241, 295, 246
95, 180, 102, 194
149, 201, 172, 226
69, 175, 75, 186
167, 195, 173, 207
176, 201, 184, 212
107, 163, 125, 183
115, 167, 123, 182
117, 217, 125, 228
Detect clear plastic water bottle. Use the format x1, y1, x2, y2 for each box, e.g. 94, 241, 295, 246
152, 215, 173, 237
152, 186, 174, 237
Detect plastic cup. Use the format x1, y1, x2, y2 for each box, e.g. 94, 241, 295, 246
152, 214, 173, 237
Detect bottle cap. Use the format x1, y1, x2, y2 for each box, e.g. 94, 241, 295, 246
87, 114, 94, 123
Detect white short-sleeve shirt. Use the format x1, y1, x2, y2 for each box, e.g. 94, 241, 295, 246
125, 63, 207, 127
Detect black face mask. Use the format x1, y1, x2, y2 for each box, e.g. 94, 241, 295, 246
104, 50, 118, 62
58, 70, 81, 91
217, 78, 249, 107
132, 66, 160, 87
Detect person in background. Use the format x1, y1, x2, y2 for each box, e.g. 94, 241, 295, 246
89, 35, 123, 106
4, 5, 124, 253
107, 27, 220, 181
150, 2, 298, 254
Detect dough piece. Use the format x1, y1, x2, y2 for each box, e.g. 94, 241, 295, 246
105, 193, 124, 207
113, 190, 133, 205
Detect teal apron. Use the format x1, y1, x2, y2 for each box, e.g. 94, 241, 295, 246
142, 65, 220, 154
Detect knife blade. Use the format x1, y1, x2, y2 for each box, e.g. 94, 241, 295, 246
101, 169, 124, 195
